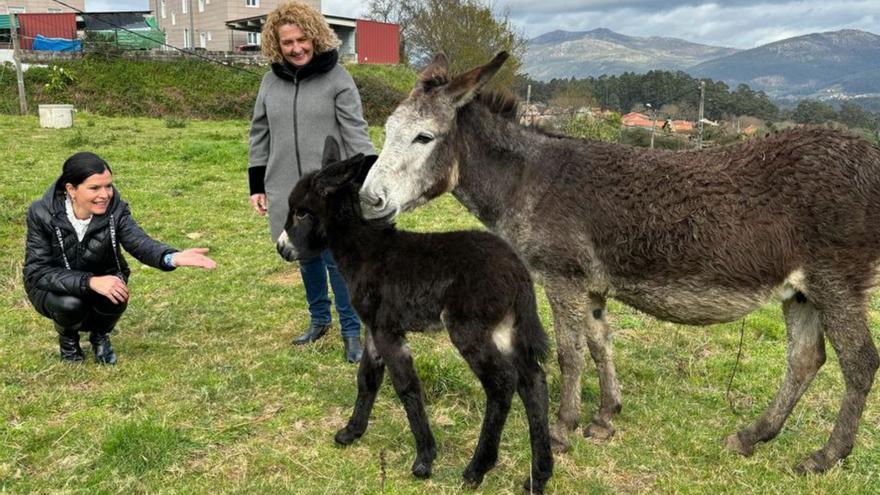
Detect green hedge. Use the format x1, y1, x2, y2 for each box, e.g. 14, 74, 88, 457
0, 56, 415, 124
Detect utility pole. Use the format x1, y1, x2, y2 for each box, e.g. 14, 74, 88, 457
697, 80, 706, 150
189, 0, 196, 49
10, 13, 28, 116
525, 84, 532, 125
647, 103, 656, 149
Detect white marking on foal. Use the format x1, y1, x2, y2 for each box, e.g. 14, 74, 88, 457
277, 230, 289, 246
492, 313, 516, 355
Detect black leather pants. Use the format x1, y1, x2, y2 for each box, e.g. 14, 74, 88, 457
29, 289, 127, 335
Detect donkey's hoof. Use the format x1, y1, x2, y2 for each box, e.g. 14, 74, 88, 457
723, 432, 754, 457
334, 427, 359, 446
794, 452, 834, 475
522, 476, 547, 494
584, 421, 615, 442
462, 467, 485, 488
550, 423, 572, 453
412, 460, 433, 479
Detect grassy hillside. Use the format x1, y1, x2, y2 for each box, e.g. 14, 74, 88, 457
1, 114, 879, 494
0, 56, 414, 124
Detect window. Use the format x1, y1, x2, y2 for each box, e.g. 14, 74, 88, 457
48, 8, 62, 13
247, 32, 260, 45
246, 0, 258, 7
182, 0, 187, 14
184, 29, 190, 48
171, 12, 176, 25
8, 6, 25, 13
200, 32, 207, 48
198, 0, 205, 12
160, 0, 166, 18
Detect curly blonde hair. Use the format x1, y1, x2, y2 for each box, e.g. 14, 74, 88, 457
261, 1, 340, 63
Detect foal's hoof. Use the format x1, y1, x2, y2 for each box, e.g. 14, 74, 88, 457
522, 476, 547, 494
583, 421, 615, 442
549, 424, 572, 454
723, 432, 754, 457
462, 467, 485, 488
334, 427, 359, 446
412, 460, 433, 479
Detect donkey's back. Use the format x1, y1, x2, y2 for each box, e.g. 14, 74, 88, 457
525, 127, 880, 324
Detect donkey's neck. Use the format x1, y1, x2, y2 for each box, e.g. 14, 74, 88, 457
452, 104, 550, 231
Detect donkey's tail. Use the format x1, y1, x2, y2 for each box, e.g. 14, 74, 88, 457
514, 284, 550, 376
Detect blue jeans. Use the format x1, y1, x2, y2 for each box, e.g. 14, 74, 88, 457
299, 249, 361, 338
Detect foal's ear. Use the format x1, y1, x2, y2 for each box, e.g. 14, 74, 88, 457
446, 51, 509, 108
321, 136, 341, 168
314, 154, 365, 197
415, 52, 450, 94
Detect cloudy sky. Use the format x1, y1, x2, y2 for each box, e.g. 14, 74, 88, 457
86, 0, 879, 48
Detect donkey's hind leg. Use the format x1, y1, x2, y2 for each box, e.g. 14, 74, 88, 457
796, 294, 878, 473
374, 330, 437, 479
517, 357, 554, 494
449, 323, 517, 488
725, 296, 825, 457
335, 330, 386, 445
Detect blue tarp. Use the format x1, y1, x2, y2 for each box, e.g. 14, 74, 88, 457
32, 34, 82, 52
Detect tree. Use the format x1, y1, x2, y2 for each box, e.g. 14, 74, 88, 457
838, 101, 875, 130
404, 0, 526, 88
792, 100, 836, 125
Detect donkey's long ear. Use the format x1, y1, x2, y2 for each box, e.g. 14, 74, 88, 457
314, 154, 365, 197
445, 51, 509, 108
322, 136, 341, 168
414, 52, 450, 94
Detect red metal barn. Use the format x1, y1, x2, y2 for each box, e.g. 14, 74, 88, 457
356, 19, 399, 64
18, 13, 77, 50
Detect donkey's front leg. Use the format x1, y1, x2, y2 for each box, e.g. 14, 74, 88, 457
582, 294, 622, 441
374, 330, 437, 479
335, 330, 385, 445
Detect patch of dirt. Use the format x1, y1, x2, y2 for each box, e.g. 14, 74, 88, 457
267, 269, 303, 287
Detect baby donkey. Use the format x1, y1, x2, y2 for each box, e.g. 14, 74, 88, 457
277, 137, 553, 493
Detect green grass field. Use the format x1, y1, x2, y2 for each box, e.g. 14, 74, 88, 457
1, 114, 878, 494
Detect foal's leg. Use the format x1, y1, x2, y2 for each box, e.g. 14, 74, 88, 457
374, 331, 437, 479
335, 330, 386, 445
449, 325, 517, 487
725, 296, 826, 456
582, 293, 622, 440
796, 296, 878, 473
517, 360, 554, 495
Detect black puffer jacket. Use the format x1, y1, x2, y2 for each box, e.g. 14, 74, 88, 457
24, 179, 176, 299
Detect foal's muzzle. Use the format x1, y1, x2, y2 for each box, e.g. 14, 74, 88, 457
276, 231, 299, 262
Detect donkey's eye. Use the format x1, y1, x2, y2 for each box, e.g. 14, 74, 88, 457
413, 132, 435, 144
294, 211, 311, 221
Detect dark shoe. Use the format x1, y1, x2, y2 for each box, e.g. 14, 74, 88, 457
292, 323, 331, 345
56, 325, 84, 362
343, 336, 363, 363
89, 331, 117, 365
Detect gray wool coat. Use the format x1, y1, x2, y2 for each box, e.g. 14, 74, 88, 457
248, 62, 375, 241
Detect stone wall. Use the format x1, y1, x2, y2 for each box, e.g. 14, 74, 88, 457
18, 49, 268, 65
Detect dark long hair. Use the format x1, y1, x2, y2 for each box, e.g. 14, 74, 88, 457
57, 152, 112, 190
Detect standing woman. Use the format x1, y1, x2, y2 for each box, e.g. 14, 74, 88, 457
24, 152, 216, 364
248, 1, 376, 363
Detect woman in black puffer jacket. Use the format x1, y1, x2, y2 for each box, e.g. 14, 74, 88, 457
24, 152, 216, 364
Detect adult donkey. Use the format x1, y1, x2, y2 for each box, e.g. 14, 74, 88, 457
359, 51, 880, 473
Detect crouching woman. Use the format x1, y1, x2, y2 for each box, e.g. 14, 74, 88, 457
23, 152, 217, 364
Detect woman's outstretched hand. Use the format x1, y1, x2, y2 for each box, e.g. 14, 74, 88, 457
173, 248, 217, 269
89, 275, 129, 304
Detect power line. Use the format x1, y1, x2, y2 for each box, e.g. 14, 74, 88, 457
48, 0, 264, 77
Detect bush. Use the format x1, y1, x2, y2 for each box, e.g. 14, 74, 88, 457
352, 73, 407, 126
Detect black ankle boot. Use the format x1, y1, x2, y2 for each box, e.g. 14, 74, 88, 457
292, 322, 331, 345
89, 331, 117, 365
343, 336, 363, 363
55, 324, 84, 362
